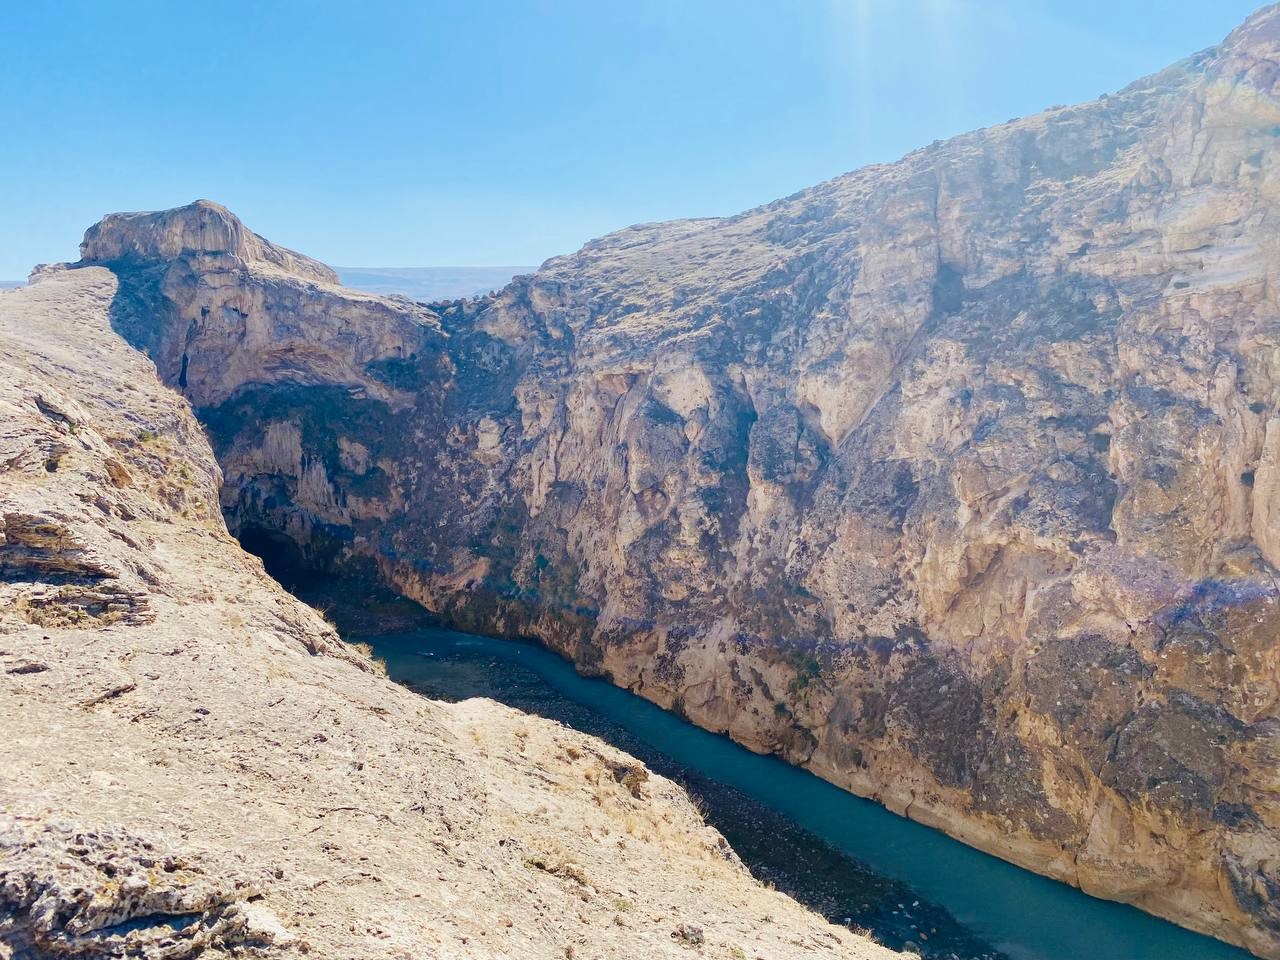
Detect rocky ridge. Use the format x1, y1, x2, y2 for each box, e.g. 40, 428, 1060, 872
58, 6, 1280, 958
0, 267, 895, 959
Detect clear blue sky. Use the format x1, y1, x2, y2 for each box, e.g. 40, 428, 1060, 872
0, 0, 1266, 277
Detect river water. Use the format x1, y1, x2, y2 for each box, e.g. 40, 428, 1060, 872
354, 624, 1253, 960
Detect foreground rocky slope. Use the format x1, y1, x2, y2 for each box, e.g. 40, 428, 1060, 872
0, 268, 895, 959
67, 7, 1280, 957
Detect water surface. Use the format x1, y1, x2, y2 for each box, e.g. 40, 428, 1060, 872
360, 625, 1252, 960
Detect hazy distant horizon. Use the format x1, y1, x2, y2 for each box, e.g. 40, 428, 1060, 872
1, 267, 537, 302
336, 265, 537, 302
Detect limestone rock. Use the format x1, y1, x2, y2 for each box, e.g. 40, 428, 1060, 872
0, 267, 893, 959
80, 200, 338, 286
38, 6, 1280, 958
0, 815, 265, 959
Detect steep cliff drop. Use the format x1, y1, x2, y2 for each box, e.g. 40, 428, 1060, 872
0, 271, 897, 955
68, 6, 1280, 957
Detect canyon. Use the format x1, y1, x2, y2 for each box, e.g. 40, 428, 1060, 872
0, 266, 893, 959
5, 4, 1280, 958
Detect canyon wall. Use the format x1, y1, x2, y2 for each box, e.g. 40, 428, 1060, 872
0, 264, 893, 958
75, 7, 1280, 957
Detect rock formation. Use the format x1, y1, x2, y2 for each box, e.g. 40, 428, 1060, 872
53, 5, 1280, 957
0, 267, 895, 959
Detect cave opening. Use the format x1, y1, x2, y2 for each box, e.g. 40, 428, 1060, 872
237, 524, 310, 591
232, 516, 417, 634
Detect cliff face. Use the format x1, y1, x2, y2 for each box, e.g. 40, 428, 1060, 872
0, 268, 895, 959
74, 7, 1280, 957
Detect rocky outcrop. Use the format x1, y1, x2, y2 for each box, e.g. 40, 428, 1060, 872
0, 817, 268, 960
67, 7, 1280, 957
80, 201, 338, 286
0, 268, 894, 959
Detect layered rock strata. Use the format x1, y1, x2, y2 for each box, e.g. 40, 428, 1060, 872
0, 267, 893, 960
65, 6, 1280, 956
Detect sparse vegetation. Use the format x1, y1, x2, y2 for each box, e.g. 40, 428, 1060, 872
348, 640, 388, 676
786, 650, 822, 696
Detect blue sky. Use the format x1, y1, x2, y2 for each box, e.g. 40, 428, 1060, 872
0, 0, 1265, 277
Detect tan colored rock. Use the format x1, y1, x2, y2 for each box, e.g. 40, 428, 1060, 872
56, 6, 1280, 958
80, 199, 338, 285
0, 268, 895, 960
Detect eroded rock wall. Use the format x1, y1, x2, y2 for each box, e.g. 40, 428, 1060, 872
0, 266, 893, 959
74, 7, 1280, 957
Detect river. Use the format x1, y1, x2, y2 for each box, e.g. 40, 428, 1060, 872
350, 623, 1253, 960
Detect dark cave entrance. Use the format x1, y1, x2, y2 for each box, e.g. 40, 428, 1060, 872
237, 524, 310, 591
233, 521, 424, 635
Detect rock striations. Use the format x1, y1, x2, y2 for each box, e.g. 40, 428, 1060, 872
22, 5, 1280, 957
0, 269, 896, 958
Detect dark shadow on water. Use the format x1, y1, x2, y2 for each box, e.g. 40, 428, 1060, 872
93, 248, 1258, 960
283, 581, 1253, 960
397, 640, 1004, 959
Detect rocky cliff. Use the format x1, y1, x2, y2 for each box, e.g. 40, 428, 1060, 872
67, 6, 1280, 957
0, 267, 896, 958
